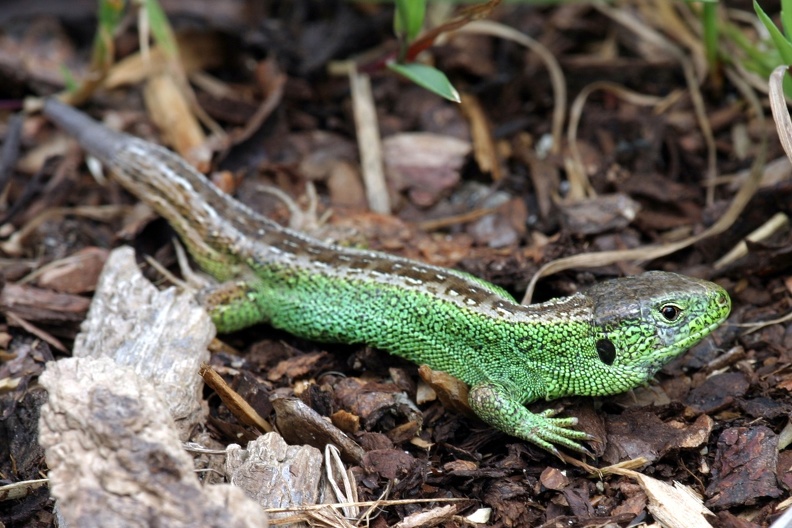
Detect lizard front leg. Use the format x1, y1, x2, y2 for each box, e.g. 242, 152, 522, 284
468, 381, 594, 458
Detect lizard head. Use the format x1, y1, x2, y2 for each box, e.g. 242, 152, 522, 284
584, 271, 731, 392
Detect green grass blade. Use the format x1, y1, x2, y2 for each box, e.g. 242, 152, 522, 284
394, 0, 426, 43
702, 2, 718, 70
723, 20, 778, 74
754, 0, 792, 64
143, 0, 179, 58
782, 0, 792, 40
92, 0, 125, 70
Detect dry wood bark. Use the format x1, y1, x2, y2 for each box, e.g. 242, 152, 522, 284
39, 356, 266, 528
38, 247, 267, 527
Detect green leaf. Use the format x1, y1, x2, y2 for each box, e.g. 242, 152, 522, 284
143, 0, 179, 58
394, 0, 426, 43
97, 0, 125, 30
60, 65, 79, 93
754, 0, 792, 64
92, 0, 125, 69
387, 62, 460, 103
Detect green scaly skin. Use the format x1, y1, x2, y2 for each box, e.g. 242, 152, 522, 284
42, 99, 732, 457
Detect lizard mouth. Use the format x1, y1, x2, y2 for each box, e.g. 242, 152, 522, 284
645, 316, 729, 374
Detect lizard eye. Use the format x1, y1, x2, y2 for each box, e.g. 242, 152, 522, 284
660, 304, 681, 321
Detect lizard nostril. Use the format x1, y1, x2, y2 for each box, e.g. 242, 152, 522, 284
717, 292, 729, 307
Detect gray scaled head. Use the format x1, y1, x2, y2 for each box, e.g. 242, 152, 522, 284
586, 271, 731, 385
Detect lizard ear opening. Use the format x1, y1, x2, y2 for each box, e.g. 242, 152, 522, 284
596, 339, 616, 365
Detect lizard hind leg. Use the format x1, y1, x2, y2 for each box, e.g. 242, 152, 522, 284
140, 238, 211, 291
198, 280, 269, 333
172, 237, 213, 289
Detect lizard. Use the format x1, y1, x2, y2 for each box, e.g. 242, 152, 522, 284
41, 98, 731, 457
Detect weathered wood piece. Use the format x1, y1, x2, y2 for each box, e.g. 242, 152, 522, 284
73, 246, 211, 434
38, 247, 267, 526
39, 356, 266, 528
226, 432, 324, 525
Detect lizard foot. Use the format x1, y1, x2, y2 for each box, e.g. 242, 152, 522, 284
469, 382, 595, 458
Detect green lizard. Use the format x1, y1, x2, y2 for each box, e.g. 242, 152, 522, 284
42, 99, 731, 457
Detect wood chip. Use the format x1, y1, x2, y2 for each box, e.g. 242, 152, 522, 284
36, 246, 109, 294
226, 432, 323, 523
273, 397, 365, 464
39, 356, 265, 528
73, 247, 213, 435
